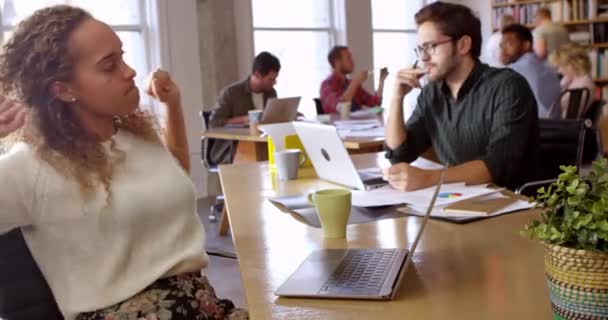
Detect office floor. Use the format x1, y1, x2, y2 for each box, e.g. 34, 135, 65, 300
197, 197, 247, 309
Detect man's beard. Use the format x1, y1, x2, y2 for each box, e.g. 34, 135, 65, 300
339, 65, 352, 75
428, 52, 459, 82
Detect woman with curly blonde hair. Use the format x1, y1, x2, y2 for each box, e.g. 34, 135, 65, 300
0, 5, 247, 320
548, 43, 596, 118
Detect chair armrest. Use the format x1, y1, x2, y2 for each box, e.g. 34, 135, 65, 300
515, 179, 558, 196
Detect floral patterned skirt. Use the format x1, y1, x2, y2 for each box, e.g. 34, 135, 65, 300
76, 272, 248, 320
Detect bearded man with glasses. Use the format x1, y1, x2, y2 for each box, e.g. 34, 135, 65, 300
382, 1, 539, 192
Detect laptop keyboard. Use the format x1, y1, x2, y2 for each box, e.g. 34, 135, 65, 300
319, 249, 400, 296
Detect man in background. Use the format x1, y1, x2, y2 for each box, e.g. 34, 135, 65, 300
500, 24, 561, 118
209, 51, 280, 127
384, 2, 539, 192
207, 51, 280, 165
533, 7, 570, 60
319, 46, 388, 114
481, 14, 515, 67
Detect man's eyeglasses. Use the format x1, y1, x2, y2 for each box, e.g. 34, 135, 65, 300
414, 39, 454, 58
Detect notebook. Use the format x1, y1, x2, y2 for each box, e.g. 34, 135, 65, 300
442, 192, 516, 216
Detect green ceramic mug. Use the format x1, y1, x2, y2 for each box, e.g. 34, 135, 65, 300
308, 189, 352, 238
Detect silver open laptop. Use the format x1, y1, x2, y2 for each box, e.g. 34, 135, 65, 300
275, 167, 446, 300
224, 97, 301, 128
261, 96, 301, 124
293, 122, 386, 190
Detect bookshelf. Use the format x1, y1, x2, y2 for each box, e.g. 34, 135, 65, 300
492, 0, 561, 8
491, 0, 562, 30
492, 0, 608, 98
562, 17, 608, 25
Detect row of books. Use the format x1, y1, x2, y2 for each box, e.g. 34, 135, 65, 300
599, 86, 608, 100
593, 23, 608, 42
555, 23, 608, 46
588, 49, 608, 78
492, 5, 541, 29
562, 0, 608, 21
493, 1, 608, 26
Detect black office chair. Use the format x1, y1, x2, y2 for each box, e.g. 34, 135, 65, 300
200, 111, 237, 223
549, 88, 591, 120
313, 98, 325, 115
0, 229, 62, 320
581, 100, 604, 163
201, 111, 223, 222
200, 111, 238, 258
516, 119, 589, 196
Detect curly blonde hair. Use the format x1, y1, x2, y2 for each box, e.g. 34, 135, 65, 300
0, 5, 160, 198
549, 43, 592, 76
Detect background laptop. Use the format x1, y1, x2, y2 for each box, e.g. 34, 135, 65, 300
223, 97, 301, 128
275, 167, 446, 300
293, 122, 386, 190
261, 96, 301, 124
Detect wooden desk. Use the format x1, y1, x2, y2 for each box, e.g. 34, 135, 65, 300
218, 153, 552, 320
201, 127, 267, 143
202, 126, 385, 162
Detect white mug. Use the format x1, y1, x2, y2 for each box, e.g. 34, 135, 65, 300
337, 102, 352, 120
274, 149, 307, 180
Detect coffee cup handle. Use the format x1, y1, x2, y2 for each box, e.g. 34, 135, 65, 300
307, 193, 315, 206
299, 153, 307, 167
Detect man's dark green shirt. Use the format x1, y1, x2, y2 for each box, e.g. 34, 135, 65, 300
385, 61, 540, 189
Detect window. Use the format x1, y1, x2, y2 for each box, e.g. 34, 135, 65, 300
0, 0, 155, 108
372, 0, 425, 121
251, 0, 334, 118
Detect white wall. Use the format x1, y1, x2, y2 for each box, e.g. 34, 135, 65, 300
342, 0, 375, 91
156, 0, 206, 197
460, 0, 493, 50
233, 0, 375, 91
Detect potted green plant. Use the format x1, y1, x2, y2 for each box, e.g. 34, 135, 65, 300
524, 159, 608, 320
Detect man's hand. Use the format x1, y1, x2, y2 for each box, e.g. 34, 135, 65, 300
382, 163, 438, 192
393, 68, 426, 99
0, 96, 26, 138
353, 71, 368, 85
227, 115, 249, 125
146, 69, 181, 107
379, 67, 389, 82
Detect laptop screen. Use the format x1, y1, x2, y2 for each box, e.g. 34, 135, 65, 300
390, 166, 447, 298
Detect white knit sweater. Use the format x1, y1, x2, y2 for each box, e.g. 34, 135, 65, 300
0, 130, 208, 319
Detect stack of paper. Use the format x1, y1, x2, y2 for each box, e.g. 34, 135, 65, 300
334, 119, 382, 129
350, 106, 383, 118
339, 127, 385, 138
334, 119, 384, 138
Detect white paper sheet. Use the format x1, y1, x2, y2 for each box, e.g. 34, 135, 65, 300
409, 157, 444, 170
351, 183, 499, 208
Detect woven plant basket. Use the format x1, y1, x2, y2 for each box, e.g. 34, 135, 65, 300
544, 244, 608, 320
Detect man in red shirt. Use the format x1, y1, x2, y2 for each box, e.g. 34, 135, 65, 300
319, 46, 388, 114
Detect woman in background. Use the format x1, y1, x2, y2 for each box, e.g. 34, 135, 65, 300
0, 5, 247, 320
548, 43, 596, 118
